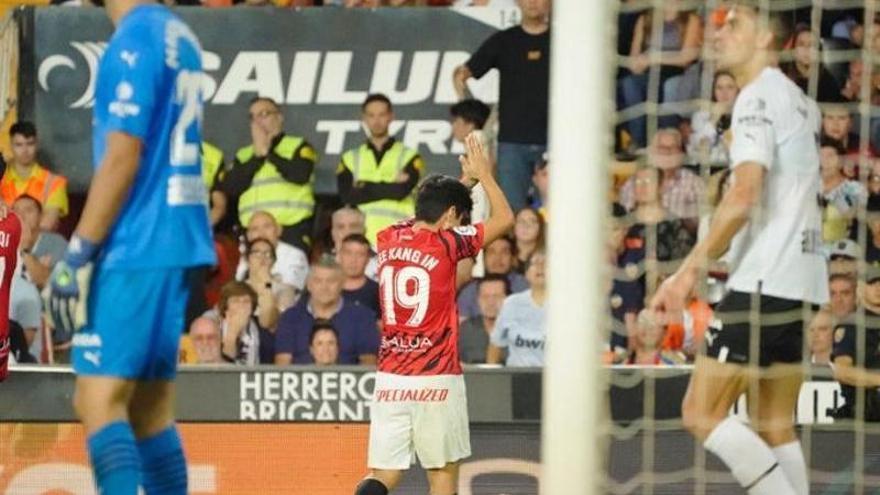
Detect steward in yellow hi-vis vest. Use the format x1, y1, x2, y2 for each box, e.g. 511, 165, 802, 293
200, 141, 231, 230
222, 97, 317, 251
337, 94, 424, 246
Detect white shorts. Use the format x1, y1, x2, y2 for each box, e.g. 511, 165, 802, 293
367, 372, 471, 470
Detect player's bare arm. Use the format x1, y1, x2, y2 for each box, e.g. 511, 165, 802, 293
833, 356, 880, 388
459, 132, 513, 244
74, 132, 143, 243
651, 161, 765, 316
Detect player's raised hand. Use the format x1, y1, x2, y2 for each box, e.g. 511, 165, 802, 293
459, 131, 490, 182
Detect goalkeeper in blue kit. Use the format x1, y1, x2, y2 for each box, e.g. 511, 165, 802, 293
47, 1, 215, 494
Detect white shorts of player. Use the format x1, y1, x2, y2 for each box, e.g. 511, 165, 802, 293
368, 372, 471, 470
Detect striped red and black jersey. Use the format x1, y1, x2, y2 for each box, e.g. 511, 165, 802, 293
0, 214, 21, 381
376, 221, 484, 376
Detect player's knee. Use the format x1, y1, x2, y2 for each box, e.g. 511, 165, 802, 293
681, 396, 710, 440
354, 478, 389, 495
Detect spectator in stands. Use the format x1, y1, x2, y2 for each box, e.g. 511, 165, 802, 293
781, 24, 843, 102
829, 273, 857, 320
618, 128, 705, 223
809, 307, 834, 365
13, 195, 66, 290
331, 206, 366, 254
241, 238, 297, 330
223, 97, 317, 252
487, 249, 547, 367
337, 233, 379, 317
626, 309, 685, 365
236, 210, 309, 293
454, 0, 551, 210
11, 268, 42, 359
512, 207, 544, 274
867, 212, 880, 265
337, 93, 424, 246
687, 70, 737, 167
459, 274, 509, 364
840, 59, 868, 103
217, 282, 266, 366
450, 99, 492, 152
187, 317, 223, 365
820, 138, 866, 244
608, 202, 634, 361
200, 141, 230, 231
617, 4, 702, 149
457, 236, 527, 320
822, 105, 860, 155
829, 265, 880, 421
1, 122, 68, 231
274, 256, 379, 365
828, 239, 859, 276
530, 156, 549, 220
309, 320, 340, 366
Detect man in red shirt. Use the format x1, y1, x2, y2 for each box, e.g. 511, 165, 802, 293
355, 133, 513, 495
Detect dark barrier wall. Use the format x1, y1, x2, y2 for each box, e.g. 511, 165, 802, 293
0, 365, 848, 424
21, 7, 519, 194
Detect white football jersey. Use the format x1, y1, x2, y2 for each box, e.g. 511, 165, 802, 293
724, 67, 828, 304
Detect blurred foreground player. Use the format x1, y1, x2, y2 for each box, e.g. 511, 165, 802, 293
0, 209, 20, 382
46, 1, 214, 493
651, 5, 824, 494
354, 134, 513, 495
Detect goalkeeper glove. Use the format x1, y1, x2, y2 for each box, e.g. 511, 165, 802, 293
47, 235, 98, 340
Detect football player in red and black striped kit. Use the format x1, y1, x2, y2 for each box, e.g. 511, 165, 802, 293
354, 133, 513, 495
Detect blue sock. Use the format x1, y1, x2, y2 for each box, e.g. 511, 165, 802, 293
137, 425, 188, 495
87, 421, 142, 495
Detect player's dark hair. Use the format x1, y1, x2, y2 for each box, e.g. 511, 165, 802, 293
362, 93, 393, 112
341, 233, 371, 250
734, 2, 795, 51
13, 194, 42, 214
819, 136, 846, 156
246, 237, 277, 262
10, 122, 36, 139
414, 175, 473, 224
478, 273, 511, 295
218, 281, 258, 318
310, 319, 338, 346
248, 96, 280, 111
450, 99, 491, 130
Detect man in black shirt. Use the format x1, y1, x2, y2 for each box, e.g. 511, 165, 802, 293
831, 265, 880, 421
454, 0, 550, 211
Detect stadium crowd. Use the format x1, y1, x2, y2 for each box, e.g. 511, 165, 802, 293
3, 1, 879, 377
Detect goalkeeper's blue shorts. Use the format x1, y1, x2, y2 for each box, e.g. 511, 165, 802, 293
72, 266, 189, 380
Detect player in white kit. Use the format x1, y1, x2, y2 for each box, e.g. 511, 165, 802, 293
651, 4, 826, 495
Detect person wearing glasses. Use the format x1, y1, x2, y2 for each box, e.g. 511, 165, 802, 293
222, 96, 318, 252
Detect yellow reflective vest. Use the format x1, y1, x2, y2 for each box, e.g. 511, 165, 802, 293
201, 141, 224, 191
340, 141, 420, 245
235, 136, 316, 227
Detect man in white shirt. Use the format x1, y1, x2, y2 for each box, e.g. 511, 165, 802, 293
652, 6, 825, 495
235, 210, 309, 291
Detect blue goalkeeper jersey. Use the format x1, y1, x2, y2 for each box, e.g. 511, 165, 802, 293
92, 5, 214, 270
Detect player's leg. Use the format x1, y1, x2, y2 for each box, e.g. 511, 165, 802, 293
126, 268, 192, 495
355, 470, 403, 495
72, 376, 141, 494
425, 462, 460, 495
415, 375, 470, 495
682, 357, 795, 494
130, 380, 187, 495
359, 372, 415, 494
754, 365, 808, 494
72, 266, 148, 495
